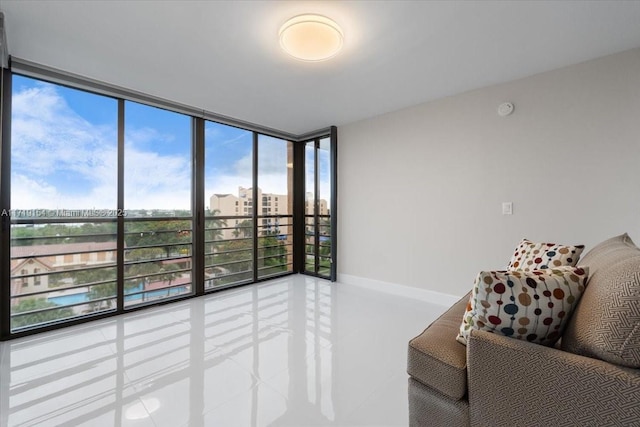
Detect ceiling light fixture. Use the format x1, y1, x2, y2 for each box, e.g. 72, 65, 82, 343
279, 14, 343, 62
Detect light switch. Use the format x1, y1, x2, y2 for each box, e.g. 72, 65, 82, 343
502, 202, 513, 215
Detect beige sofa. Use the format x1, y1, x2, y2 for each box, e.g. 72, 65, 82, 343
407, 233, 640, 426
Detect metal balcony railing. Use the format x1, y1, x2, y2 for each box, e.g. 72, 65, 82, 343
8, 214, 297, 332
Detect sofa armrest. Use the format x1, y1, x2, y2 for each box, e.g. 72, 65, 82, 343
467, 330, 640, 427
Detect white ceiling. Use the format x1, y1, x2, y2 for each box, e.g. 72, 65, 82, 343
2, 0, 640, 136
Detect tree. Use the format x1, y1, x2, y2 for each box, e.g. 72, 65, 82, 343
158, 264, 181, 294
235, 219, 253, 238
126, 261, 161, 284
11, 298, 75, 329
206, 209, 227, 239
259, 232, 288, 275
86, 283, 117, 311
11, 222, 117, 246
125, 219, 192, 258
72, 267, 117, 312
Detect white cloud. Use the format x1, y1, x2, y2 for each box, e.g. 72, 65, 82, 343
11, 81, 193, 211
11, 82, 330, 212
11, 174, 59, 207
124, 142, 191, 209
12, 85, 115, 180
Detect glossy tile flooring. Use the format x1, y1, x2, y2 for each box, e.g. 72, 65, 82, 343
0, 275, 446, 427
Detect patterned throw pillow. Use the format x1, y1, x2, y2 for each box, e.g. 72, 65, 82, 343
457, 266, 589, 346
507, 238, 585, 271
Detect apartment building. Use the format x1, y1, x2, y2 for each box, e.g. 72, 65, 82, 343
209, 186, 328, 239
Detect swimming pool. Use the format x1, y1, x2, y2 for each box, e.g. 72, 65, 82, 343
47, 285, 189, 306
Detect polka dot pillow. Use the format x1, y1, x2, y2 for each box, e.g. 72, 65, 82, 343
457, 266, 588, 346
507, 238, 585, 271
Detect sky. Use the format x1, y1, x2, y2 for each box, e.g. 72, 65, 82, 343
10, 75, 330, 214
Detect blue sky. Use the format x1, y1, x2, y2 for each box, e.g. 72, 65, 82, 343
11, 75, 329, 212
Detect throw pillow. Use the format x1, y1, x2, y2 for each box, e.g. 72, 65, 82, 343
457, 266, 589, 346
507, 238, 585, 271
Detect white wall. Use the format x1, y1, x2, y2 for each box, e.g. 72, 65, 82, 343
337, 47, 640, 298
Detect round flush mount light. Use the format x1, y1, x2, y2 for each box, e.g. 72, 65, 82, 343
279, 14, 343, 62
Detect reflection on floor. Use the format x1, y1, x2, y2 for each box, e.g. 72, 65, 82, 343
0, 275, 446, 427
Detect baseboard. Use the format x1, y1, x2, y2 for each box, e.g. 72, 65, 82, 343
337, 274, 460, 307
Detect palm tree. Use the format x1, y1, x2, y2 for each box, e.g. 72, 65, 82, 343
206, 209, 227, 242
236, 219, 253, 238
159, 264, 180, 296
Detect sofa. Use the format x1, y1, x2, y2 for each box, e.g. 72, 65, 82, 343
407, 233, 640, 427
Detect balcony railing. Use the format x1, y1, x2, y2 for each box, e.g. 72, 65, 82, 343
8, 213, 296, 333
9, 218, 194, 331
204, 214, 293, 289
305, 215, 332, 277
123, 218, 193, 308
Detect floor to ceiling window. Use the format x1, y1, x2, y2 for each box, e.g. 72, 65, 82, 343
123, 101, 194, 306
256, 135, 294, 279
303, 136, 336, 280
1, 69, 336, 339
9, 75, 119, 330
204, 122, 254, 289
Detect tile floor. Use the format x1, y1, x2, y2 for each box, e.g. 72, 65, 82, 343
0, 275, 446, 427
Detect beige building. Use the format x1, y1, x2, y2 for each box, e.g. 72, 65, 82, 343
209, 187, 328, 240
305, 192, 329, 217
10, 242, 118, 298
209, 187, 290, 239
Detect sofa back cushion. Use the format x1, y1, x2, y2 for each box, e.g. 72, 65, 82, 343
578, 233, 640, 277
561, 233, 640, 368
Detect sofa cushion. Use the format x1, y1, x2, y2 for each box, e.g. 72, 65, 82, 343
409, 377, 470, 427
562, 234, 640, 368
507, 238, 585, 271
576, 233, 640, 277
457, 267, 588, 346
407, 294, 469, 400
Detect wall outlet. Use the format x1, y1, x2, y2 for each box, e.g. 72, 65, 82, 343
502, 202, 513, 215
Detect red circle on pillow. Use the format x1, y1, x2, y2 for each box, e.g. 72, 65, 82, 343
488, 315, 502, 325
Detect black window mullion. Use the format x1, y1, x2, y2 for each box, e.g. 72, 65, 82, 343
252, 132, 259, 282
329, 125, 338, 281
292, 141, 306, 274
193, 117, 205, 296
116, 99, 125, 313
1, 66, 12, 340
314, 139, 320, 275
